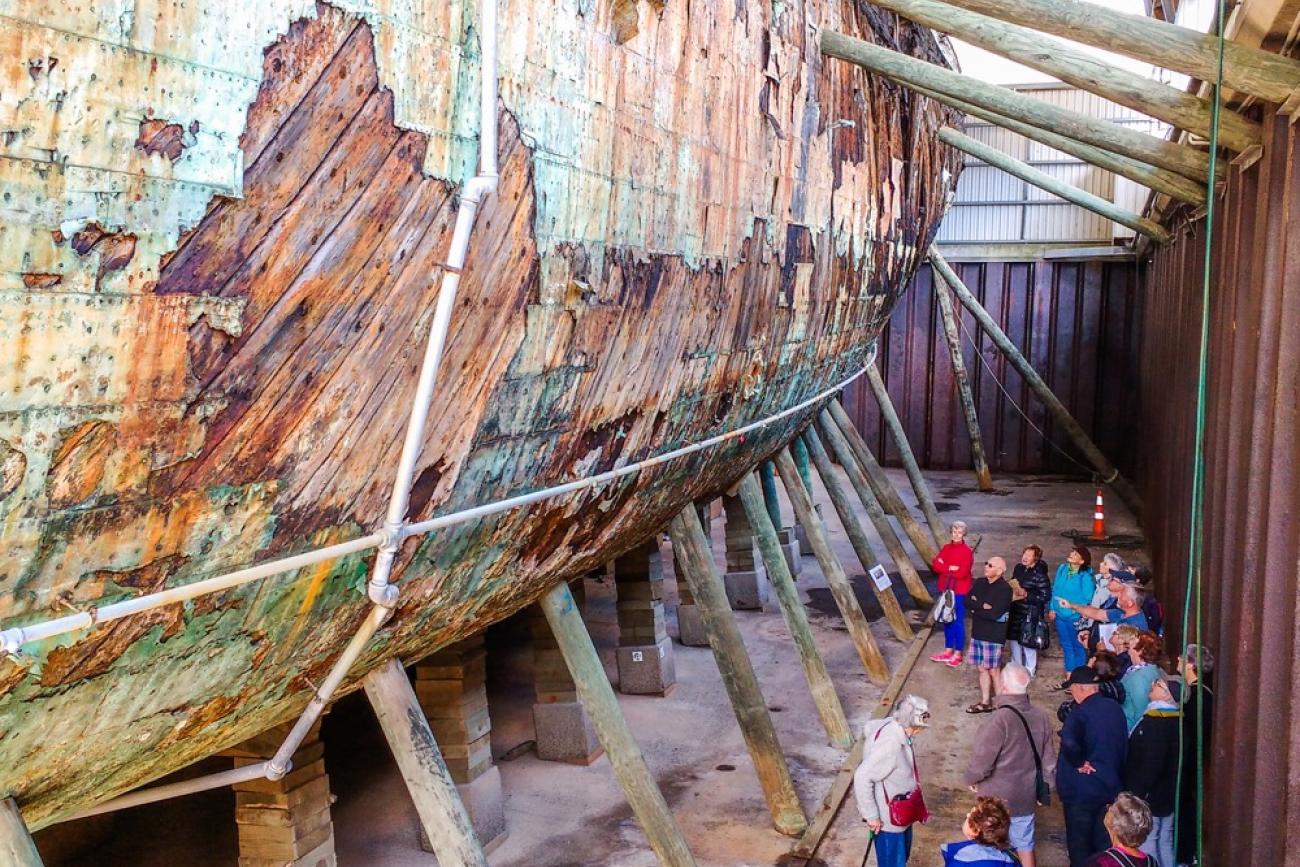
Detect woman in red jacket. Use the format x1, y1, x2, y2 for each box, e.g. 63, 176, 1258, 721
930, 520, 974, 667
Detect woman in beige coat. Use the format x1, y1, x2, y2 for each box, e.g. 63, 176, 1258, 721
854, 694, 932, 866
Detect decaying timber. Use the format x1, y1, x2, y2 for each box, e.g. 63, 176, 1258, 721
0, 0, 958, 825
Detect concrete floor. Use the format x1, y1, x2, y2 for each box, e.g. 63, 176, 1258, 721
44, 467, 1146, 867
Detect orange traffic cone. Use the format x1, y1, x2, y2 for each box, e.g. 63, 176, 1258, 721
1089, 488, 1106, 541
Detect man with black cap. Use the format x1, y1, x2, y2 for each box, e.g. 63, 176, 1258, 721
1056, 665, 1128, 866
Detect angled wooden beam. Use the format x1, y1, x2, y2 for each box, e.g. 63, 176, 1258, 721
930, 272, 995, 491
820, 30, 1219, 183
865, 363, 949, 545
926, 0, 1300, 105
735, 472, 853, 749
0, 799, 42, 867
774, 446, 890, 684
912, 84, 1208, 206
825, 399, 940, 565
930, 250, 1143, 516
939, 127, 1174, 243
868, 0, 1260, 151
801, 428, 914, 642
539, 583, 697, 866
815, 409, 934, 607
669, 508, 809, 836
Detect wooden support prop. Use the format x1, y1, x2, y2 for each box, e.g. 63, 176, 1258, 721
868, 0, 1260, 151
931, 274, 994, 491
864, 364, 948, 546
939, 127, 1174, 243
539, 583, 697, 866
669, 508, 809, 836
800, 429, 914, 642
826, 400, 939, 565
930, 250, 1143, 515
363, 659, 488, 867
791, 436, 814, 491
0, 799, 42, 867
774, 447, 890, 684
924, 0, 1300, 105
735, 473, 853, 749
815, 410, 934, 607
820, 30, 1218, 183
759, 461, 783, 530
789, 621, 937, 862
912, 84, 1208, 206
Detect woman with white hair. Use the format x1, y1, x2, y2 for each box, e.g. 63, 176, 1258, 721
855, 694, 932, 866
931, 521, 975, 667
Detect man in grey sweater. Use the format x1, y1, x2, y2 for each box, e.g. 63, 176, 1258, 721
963, 662, 1058, 867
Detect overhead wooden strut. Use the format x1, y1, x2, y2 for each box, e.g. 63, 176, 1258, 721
820, 30, 1220, 183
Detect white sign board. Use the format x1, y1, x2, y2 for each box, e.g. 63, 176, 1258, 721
869, 565, 893, 593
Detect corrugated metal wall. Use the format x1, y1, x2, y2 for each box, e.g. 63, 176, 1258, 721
841, 257, 1142, 475
938, 85, 1167, 244
1136, 110, 1300, 865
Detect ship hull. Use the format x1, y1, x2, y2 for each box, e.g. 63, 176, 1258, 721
0, 0, 957, 824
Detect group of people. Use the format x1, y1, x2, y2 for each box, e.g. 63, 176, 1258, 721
852, 521, 1212, 867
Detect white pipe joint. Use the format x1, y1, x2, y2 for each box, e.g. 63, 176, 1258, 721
264, 757, 294, 782
1, 629, 23, 656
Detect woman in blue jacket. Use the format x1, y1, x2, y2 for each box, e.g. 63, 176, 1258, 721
1050, 545, 1094, 681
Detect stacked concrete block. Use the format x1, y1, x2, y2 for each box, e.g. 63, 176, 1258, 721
530, 585, 603, 764
228, 722, 335, 867
412, 635, 508, 853
672, 503, 714, 646
721, 494, 770, 610
778, 527, 802, 576
613, 541, 677, 695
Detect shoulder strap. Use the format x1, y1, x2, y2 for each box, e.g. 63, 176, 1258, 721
999, 705, 1042, 771
1109, 849, 1141, 867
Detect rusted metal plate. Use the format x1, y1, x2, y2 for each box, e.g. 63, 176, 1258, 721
841, 258, 1141, 475
0, 0, 959, 826
1137, 109, 1300, 863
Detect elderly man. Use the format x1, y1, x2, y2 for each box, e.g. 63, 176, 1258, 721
964, 662, 1058, 867
965, 555, 1013, 714
1056, 666, 1128, 866
1058, 578, 1148, 641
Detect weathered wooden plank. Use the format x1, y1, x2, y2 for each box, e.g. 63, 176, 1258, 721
669, 508, 808, 836
540, 583, 697, 866
821, 29, 1219, 183
939, 127, 1175, 243
774, 446, 890, 684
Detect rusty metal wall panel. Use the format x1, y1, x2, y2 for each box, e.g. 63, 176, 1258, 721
1135, 109, 1300, 865
841, 257, 1142, 476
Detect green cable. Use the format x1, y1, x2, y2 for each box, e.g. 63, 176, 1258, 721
1172, 2, 1225, 863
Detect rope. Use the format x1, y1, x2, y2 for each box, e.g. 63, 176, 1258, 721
952, 311, 1096, 476
1172, 5, 1224, 864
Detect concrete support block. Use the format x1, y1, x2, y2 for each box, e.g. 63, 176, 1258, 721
793, 505, 823, 554
722, 494, 770, 610
418, 765, 507, 855
675, 603, 709, 647
616, 636, 677, 695
229, 724, 336, 867
722, 568, 770, 610
533, 700, 604, 764
778, 528, 802, 577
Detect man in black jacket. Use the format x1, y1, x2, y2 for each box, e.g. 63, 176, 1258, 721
966, 556, 1013, 714
1125, 676, 1180, 867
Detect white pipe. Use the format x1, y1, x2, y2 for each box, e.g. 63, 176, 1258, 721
67, 761, 275, 820
0, 367, 866, 655
366, 0, 499, 608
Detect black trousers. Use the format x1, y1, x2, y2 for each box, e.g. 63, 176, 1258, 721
1063, 800, 1111, 866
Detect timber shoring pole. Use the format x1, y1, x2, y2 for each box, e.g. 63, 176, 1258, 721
930, 250, 1143, 516
774, 447, 891, 684
363, 659, 488, 867
815, 410, 934, 607
866, 0, 1260, 151
913, 0, 1300, 105
932, 268, 995, 492
0, 799, 42, 867
864, 364, 948, 546
801, 429, 915, 642
735, 473, 853, 749
539, 583, 697, 866
669, 508, 809, 836
938, 127, 1173, 243
759, 461, 783, 530
911, 84, 1208, 207
820, 29, 1217, 183
826, 399, 940, 565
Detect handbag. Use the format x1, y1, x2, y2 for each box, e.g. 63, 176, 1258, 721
872, 725, 931, 826
932, 589, 957, 625
1018, 606, 1051, 651
1001, 705, 1051, 807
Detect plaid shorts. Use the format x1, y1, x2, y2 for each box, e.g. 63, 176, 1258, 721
967, 639, 1004, 669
